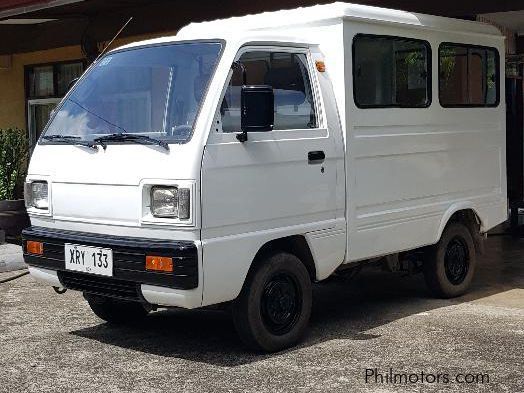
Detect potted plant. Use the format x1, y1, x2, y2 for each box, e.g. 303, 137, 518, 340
0, 128, 30, 239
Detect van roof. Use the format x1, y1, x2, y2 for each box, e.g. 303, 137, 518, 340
179, 2, 502, 37
117, 2, 502, 52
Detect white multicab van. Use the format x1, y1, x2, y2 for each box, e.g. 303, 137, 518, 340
22, 3, 507, 351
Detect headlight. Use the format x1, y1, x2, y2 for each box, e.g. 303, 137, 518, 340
150, 186, 190, 219
24, 181, 49, 210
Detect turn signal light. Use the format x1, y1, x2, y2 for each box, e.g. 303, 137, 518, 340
26, 241, 43, 255
315, 60, 326, 72
145, 256, 173, 272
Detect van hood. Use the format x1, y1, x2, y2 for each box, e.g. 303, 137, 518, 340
28, 143, 200, 185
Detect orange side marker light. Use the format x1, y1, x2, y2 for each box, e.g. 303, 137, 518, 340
26, 241, 44, 255
145, 256, 174, 272
315, 60, 326, 73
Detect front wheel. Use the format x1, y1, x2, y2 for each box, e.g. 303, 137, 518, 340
423, 222, 476, 298
85, 294, 150, 324
232, 252, 312, 352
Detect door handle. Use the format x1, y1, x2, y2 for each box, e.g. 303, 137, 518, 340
308, 150, 325, 164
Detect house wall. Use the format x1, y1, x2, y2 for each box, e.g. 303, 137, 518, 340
0, 45, 82, 130
0, 32, 170, 131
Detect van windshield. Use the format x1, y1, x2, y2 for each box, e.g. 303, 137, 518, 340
43, 41, 223, 144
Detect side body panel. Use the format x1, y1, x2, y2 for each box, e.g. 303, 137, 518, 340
342, 20, 507, 262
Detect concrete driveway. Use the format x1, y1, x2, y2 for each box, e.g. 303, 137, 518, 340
0, 235, 522, 393
0, 243, 25, 273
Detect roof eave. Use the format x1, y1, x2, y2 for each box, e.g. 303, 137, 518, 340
0, 0, 84, 20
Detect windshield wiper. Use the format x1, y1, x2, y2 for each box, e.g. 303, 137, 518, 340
42, 135, 98, 150
93, 133, 169, 151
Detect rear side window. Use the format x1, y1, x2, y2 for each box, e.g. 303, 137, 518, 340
353, 34, 431, 108
439, 43, 499, 107
220, 51, 318, 132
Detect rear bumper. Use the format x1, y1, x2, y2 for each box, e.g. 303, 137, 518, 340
22, 226, 202, 308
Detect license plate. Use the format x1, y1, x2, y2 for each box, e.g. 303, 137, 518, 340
65, 243, 113, 277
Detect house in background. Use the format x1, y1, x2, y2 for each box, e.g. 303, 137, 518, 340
0, 0, 523, 150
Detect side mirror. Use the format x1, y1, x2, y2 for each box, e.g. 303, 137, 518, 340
237, 85, 274, 142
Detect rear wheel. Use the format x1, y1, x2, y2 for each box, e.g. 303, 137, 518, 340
423, 222, 476, 298
85, 294, 150, 324
232, 252, 312, 352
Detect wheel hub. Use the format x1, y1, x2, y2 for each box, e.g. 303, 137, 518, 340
261, 273, 301, 335
444, 237, 469, 285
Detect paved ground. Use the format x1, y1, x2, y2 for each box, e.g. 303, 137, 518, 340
0, 235, 523, 393
0, 243, 25, 273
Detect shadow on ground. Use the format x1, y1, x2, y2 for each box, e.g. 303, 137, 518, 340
71, 235, 524, 367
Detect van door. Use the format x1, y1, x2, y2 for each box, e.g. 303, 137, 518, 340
201, 47, 338, 240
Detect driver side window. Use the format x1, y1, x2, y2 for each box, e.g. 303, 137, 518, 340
220, 50, 318, 132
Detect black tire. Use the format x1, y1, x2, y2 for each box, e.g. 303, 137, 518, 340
423, 222, 476, 298
232, 252, 312, 352
85, 294, 150, 324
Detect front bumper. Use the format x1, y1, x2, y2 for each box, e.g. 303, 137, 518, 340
22, 226, 200, 307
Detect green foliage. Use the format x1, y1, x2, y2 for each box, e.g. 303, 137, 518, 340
439, 47, 457, 88
0, 128, 28, 201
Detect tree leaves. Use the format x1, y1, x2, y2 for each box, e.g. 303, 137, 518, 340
0, 128, 28, 201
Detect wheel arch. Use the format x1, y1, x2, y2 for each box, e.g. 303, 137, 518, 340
249, 235, 317, 282
201, 226, 338, 307
436, 204, 484, 254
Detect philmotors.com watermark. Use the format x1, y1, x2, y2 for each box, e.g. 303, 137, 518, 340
365, 368, 490, 385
